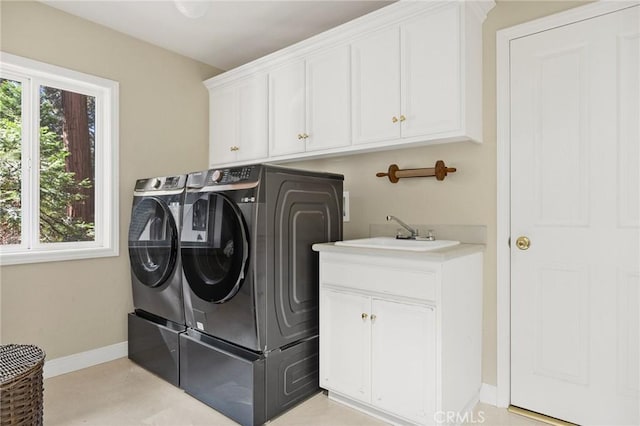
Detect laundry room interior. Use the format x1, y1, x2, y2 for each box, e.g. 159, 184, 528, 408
1, 1, 638, 426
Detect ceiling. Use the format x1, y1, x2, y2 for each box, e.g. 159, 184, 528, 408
41, 1, 394, 71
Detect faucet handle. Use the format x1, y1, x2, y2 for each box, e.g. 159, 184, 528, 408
426, 229, 435, 241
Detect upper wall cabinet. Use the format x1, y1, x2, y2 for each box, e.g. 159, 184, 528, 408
204, 1, 494, 167
353, 3, 470, 146
269, 45, 351, 158
208, 74, 267, 165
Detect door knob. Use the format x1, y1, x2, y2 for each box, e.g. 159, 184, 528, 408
516, 236, 530, 250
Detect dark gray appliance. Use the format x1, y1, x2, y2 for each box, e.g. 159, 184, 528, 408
180, 164, 342, 426
127, 174, 187, 386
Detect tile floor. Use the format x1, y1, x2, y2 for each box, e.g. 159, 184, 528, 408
43, 358, 547, 425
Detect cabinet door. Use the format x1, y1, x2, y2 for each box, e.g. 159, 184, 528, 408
306, 45, 351, 152
320, 289, 371, 402
209, 84, 238, 165
236, 75, 268, 161
401, 5, 461, 138
371, 299, 436, 424
269, 60, 305, 157
351, 26, 401, 145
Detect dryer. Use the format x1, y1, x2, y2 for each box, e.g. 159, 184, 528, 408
179, 164, 342, 426
127, 174, 186, 387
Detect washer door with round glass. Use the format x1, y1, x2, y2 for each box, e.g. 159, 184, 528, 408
181, 193, 249, 303
128, 197, 178, 288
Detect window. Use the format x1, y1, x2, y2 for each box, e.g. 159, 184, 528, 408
0, 52, 118, 265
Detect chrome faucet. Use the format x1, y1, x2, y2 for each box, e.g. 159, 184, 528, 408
386, 215, 418, 239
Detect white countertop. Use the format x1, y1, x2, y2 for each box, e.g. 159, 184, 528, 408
312, 241, 484, 261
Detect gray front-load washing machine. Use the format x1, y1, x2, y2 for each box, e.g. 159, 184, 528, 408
179, 164, 343, 426
127, 174, 187, 386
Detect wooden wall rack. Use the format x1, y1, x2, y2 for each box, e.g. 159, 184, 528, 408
376, 160, 456, 183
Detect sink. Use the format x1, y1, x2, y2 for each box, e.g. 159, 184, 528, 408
334, 237, 460, 252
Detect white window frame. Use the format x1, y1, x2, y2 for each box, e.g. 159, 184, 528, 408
0, 52, 119, 265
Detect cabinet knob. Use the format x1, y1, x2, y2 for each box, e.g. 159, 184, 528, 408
229, 146, 239, 152
399, 115, 406, 122
371, 314, 377, 321
361, 313, 368, 320
303, 133, 309, 139
297, 134, 304, 140
392, 116, 398, 123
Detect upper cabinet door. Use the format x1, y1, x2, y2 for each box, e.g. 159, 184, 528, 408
351, 26, 401, 145
269, 60, 306, 157
236, 75, 268, 161
209, 83, 238, 166
306, 45, 351, 152
401, 4, 461, 139
208, 74, 267, 166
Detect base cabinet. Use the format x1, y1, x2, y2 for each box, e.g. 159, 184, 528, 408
321, 290, 436, 424
317, 248, 483, 425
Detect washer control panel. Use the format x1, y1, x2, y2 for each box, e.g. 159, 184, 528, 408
135, 175, 186, 192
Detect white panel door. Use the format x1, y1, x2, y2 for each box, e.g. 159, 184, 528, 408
320, 290, 371, 403
371, 299, 435, 424
269, 60, 305, 157
351, 26, 400, 145
306, 45, 351, 152
401, 4, 460, 138
510, 6, 639, 425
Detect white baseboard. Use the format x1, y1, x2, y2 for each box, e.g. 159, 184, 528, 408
41, 345, 501, 409
479, 383, 498, 406
43, 341, 127, 379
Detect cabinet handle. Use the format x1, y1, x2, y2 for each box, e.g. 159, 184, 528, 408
229, 146, 239, 152
361, 313, 368, 320
399, 115, 406, 122
392, 116, 398, 123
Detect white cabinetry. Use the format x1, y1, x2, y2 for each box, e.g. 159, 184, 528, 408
315, 246, 483, 425
208, 74, 267, 165
352, 3, 474, 146
204, 1, 493, 167
269, 45, 351, 157
322, 290, 436, 424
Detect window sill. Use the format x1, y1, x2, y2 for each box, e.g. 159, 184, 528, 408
0, 245, 119, 266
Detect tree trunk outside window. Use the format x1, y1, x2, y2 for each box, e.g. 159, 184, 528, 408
62, 91, 94, 223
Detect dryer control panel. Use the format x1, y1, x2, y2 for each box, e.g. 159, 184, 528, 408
205, 166, 258, 185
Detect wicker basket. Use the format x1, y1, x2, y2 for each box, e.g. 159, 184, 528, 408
0, 344, 46, 426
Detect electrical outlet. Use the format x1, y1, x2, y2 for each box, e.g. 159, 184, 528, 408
343, 191, 350, 222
